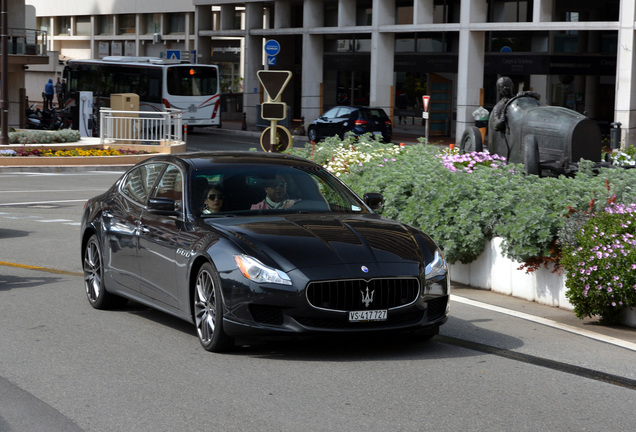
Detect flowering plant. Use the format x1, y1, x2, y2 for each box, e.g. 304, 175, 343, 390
608, 149, 636, 167
0, 147, 153, 157
439, 149, 507, 173
561, 202, 636, 323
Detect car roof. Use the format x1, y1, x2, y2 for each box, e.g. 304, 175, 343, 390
137, 151, 317, 171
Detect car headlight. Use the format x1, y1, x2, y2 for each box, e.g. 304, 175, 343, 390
424, 249, 449, 296
425, 249, 447, 279
234, 254, 292, 286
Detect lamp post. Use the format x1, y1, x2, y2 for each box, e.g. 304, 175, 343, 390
1, 0, 9, 145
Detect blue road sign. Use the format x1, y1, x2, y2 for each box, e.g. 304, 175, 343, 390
267, 56, 277, 66
167, 50, 181, 60
264, 40, 280, 56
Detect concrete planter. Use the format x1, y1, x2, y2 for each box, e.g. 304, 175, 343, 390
0, 139, 186, 167
450, 237, 636, 328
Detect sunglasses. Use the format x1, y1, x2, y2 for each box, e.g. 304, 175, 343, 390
208, 194, 224, 200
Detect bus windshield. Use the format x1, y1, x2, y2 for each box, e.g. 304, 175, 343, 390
167, 66, 218, 97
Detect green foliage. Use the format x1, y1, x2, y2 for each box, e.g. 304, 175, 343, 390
293, 139, 636, 321
561, 204, 636, 323
9, 129, 81, 144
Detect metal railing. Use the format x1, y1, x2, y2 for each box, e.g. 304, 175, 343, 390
1, 28, 47, 56
99, 108, 183, 145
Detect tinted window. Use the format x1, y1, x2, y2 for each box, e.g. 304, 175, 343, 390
167, 66, 218, 96
151, 164, 184, 211
120, 163, 165, 205
191, 164, 369, 215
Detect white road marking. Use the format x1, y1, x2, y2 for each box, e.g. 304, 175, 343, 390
0, 199, 87, 206
451, 294, 636, 352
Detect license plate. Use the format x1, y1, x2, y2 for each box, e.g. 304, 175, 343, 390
349, 310, 387, 322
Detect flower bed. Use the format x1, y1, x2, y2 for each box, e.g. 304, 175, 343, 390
1, 130, 185, 166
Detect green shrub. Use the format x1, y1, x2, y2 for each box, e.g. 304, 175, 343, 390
8, 129, 80, 144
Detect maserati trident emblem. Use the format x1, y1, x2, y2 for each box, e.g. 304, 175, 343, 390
361, 287, 374, 308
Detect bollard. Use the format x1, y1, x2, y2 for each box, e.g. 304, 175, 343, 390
242, 112, 247, 131
183, 124, 188, 143
610, 122, 622, 150
299, 116, 306, 136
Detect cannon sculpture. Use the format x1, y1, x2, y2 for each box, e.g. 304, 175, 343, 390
460, 77, 603, 176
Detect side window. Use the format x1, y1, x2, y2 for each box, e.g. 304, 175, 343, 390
152, 164, 183, 210
337, 107, 352, 119
120, 163, 165, 205
323, 107, 340, 118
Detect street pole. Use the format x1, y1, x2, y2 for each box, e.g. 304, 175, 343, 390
1, 0, 9, 145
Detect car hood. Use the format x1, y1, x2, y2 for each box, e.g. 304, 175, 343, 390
207, 214, 426, 272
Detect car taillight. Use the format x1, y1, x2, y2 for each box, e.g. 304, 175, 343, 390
355, 120, 368, 126
162, 99, 171, 108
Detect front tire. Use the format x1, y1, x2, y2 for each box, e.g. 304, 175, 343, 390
83, 234, 126, 309
194, 262, 234, 352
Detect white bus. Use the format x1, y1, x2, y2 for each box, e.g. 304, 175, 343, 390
64, 57, 221, 129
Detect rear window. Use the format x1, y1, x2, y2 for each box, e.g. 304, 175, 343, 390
368, 108, 388, 120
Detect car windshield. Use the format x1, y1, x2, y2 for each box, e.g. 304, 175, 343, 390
190, 163, 370, 217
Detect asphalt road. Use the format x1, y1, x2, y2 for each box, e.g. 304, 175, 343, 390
0, 168, 634, 432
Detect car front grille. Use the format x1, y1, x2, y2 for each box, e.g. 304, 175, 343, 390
306, 277, 420, 312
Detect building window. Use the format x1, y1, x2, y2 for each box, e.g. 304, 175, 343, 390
324, 0, 338, 27
37, 17, 50, 35
167, 13, 186, 34
487, 31, 546, 53
56, 16, 71, 35
434, 0, 460, 24
97, 16, 114, 35
356, 0, 372, 26
144, 14, 161, 34
325, 35, 372, 53
75, 16, 91, 36
554, 0, 619, 21
488, 0, 532, 23
234, 9, 244, 30
118, 14, 136, 35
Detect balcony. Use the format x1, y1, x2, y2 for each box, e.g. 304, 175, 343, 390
1, 28, 49, 65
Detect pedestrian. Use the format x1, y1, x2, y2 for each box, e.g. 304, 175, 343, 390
44, 78, 54, 110
55, 77, 64, 109
396, 91, 408, 125
61, 79, 67, 108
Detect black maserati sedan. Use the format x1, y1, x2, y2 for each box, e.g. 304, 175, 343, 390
80, 152, 449, 352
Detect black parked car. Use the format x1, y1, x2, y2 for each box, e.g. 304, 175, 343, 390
307, 106, 393, 143
81, 152, 448, 352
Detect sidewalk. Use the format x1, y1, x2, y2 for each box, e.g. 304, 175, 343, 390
217, 117, 455, 147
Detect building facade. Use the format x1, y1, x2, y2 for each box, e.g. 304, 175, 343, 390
2, 0, 48, 130
25, 0, 636, 146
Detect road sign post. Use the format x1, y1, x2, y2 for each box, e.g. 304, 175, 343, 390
257, 70, 293, 152
422, 95, 431, 143
264, 40, 280, 71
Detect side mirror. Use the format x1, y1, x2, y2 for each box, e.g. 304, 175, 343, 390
148, 197, 179, 215
363, 192, 384, 210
